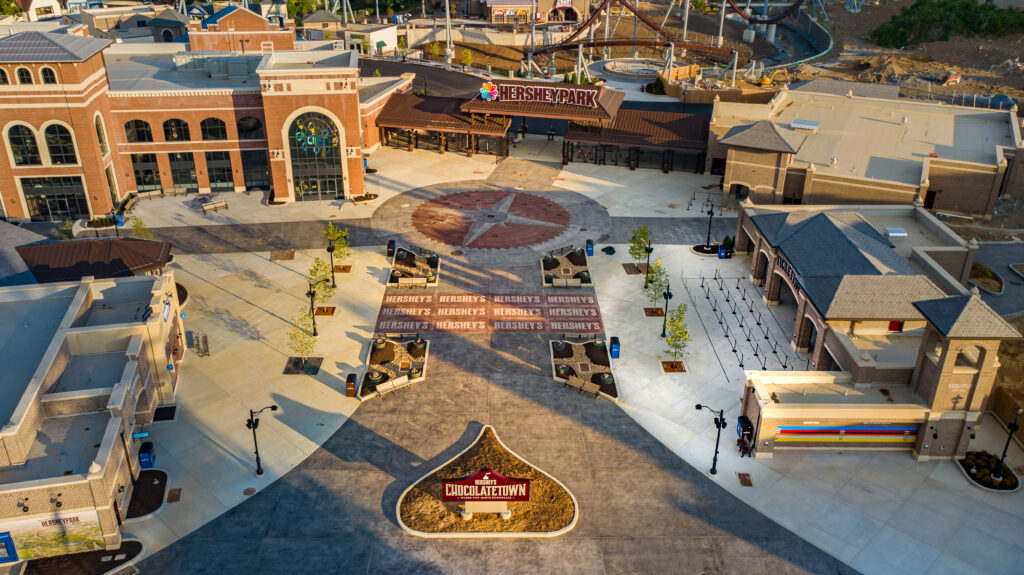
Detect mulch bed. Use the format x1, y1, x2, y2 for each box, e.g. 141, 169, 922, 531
25, 540, 143, 575
335, 265, 352, 273
361, 339, 427, 396
959, 451, 1019, 490
644, 307, 665, 317
314, 306, 336, 316
542, 249, 591, 284
662, 361, 686, 373
551, 341, 616, 397
399, 428, 574, 533
269, 250, 295, 261
126, 469, 167, 519
692, 244, 720, 255
390, 248, 439, 284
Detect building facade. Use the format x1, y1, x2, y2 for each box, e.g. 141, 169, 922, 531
734, 203, 1020, 460
0, 22, 412, 222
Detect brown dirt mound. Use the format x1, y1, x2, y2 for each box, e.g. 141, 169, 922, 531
399, 428, 575, 533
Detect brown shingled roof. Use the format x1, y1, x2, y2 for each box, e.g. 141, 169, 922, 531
565, 110, 709, 152
823, 275, 944, 320
375, 93, 511, 136
16, 238, 173, 284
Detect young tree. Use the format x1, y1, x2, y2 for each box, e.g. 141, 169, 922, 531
287, 308, 317, 361
628, 225, 651, 265
130, 217, 155, 240
563, 71, 571, 83
323, 222, 352, 262
429, 40, 441, 59
664, 303, 690, 360
460, 48, 473, 69
398, 36, 407, 52
373, 68, 382, 77
307, 257, 337, 305
644, 258, 669, 304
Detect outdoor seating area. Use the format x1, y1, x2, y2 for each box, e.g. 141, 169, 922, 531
390, 245, 441, 288
550, 339, 617, 400
200, 199, 229, 214
542, 246, 591, 288
360, 336, 429, 400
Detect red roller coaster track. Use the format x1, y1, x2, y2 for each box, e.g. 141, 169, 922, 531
725, 0, 805, 25
532, 0, 739, 61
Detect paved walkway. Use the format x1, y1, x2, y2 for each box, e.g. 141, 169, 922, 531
138, 332, 857, 575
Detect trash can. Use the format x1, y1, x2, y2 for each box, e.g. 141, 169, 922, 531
138, 442, 155, 469
586, 239, 594, 257
387, 239, 396, 257
346, 373, 358, 398
610, 336, 620, 359
737, 415, 753, 439
718, 245, 728, 259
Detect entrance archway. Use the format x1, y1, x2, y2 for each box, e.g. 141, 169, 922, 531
752, 251, 769, 284
288, 111, 345, 201
162, 29, 174, 42
547, 7, 578, 21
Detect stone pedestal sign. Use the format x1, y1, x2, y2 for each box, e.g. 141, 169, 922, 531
442, 469, 529, 521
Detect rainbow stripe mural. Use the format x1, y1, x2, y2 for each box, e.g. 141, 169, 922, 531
775, 425, 918, 444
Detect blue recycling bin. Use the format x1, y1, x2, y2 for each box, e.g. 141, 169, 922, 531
138, 442, 155, 469
610, 336, 620, 359
586, 239, 594, 256
114, 214, 125, 227
737, 415, 753, 438
718, 245, 728, 259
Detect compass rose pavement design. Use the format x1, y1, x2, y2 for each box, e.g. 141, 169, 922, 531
412, 190, 571, 249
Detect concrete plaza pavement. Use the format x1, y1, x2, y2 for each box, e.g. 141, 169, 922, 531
57, 144, 1024, 574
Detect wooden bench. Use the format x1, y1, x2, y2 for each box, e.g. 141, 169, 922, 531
564, 375, 600, 398
164, 188, 189, 197
562, 333, 596, 340
397, 276, 428, 288
551, 277, 582, 288
120, 193, 138, 213
383, 332, 418, 340
201, 200, 228, 214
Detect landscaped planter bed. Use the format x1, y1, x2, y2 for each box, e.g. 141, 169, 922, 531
397, 426, 577, 536
360, 337, 429, 399
958, 450, 1020, 492
550, 340, 617, 399
389, 247, 440, 287
541, 248, 591, 287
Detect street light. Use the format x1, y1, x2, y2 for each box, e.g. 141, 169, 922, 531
704, 207, 715, 250
695, 403, 726, 475
991, 406, 1023, 482
326, 243, 337, 288
634, 234, 653, 288
306, 278, 329, 337
246, 404, 278, 476
660, 281, 673, 339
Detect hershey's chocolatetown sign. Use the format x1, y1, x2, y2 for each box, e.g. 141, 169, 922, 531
442, 469, 530, 502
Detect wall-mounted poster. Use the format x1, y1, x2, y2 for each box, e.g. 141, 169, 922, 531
0, 510, 105, 561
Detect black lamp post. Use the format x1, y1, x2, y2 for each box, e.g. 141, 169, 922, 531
643, 240, 651, 286
246, 404, 278, 476
992, 406, 1023, 482
704, 207, 715, 249
660, 281, 673, 339
326, 243, 337, 288
695, 403, 726, 475
305, 278, 329, 337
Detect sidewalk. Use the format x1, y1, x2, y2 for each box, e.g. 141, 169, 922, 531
118, 246, 390, 562
592, 243, 1024, 575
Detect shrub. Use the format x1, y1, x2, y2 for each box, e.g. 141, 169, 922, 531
870, 0, 1024, 47
652, 74, 665, 94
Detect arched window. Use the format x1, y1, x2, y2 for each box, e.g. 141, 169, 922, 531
44, 125, 77, 165
0, 69, 8, 85
124, 120, 152, 143
289, 112, 343, 201
200, 118, 227, 140
162, 29, 174, 42
8, 125, 41, 165
236, 116, 264, 140
16, 68, 32, 84
95, 116, 108, 156
162, 118, 190, 141
41, 67, 57, 84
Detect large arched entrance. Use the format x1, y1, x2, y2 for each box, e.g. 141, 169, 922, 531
547, 7, 578, 21
288, 112, 345, 201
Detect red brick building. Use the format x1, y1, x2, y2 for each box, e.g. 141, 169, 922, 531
0, 26, 411, 222
186, 5, 295, 53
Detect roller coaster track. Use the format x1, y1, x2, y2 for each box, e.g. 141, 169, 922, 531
725, 0, 805, 24
534, 0, 738, 59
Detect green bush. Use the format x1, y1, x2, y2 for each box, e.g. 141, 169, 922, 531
652, 75, 665, 94
870, 0, 1024, 47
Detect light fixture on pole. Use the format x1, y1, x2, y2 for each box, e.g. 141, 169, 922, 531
305, 278, 329, 337
326, 243, 337, 288
642, 241, 654, 288
246, 405, 278, 476
705, 207, 715, 249
695, 403, 726, 475
991, 406, 1023, 482
660, 281, 673, 339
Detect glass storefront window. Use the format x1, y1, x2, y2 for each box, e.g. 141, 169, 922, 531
289, 112, 344, 201
21, 176, 89, 222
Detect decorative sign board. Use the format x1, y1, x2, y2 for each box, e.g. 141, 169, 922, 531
442, 469, 530, 502
480, 81, 599, 108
